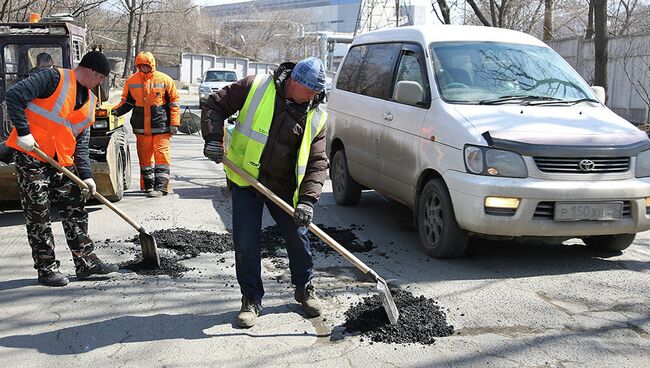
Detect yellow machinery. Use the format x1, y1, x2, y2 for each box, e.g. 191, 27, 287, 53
0, 15, 131, 202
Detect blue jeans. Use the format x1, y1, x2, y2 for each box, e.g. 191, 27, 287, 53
232, 186, 313, 304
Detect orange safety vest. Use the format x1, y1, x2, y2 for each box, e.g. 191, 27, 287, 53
6, 68, 96, 166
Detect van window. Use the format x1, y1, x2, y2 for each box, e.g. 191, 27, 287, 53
430, 42, 596, 104
357, 43, 401, 99
336, 45, 366, 93
392, 45, 430, 107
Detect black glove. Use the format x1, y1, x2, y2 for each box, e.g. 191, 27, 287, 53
203, 140, 223, 163
293, 203, 313, 227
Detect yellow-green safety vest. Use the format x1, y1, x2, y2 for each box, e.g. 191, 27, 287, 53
225, 74, 327, 206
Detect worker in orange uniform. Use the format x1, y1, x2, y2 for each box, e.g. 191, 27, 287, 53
112, 52, 180, 198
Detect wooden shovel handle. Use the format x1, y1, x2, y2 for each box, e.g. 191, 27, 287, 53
32, 147, 143, 232
223, 157, 373, 275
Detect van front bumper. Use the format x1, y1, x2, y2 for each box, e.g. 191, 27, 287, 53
445, 170, 650, 236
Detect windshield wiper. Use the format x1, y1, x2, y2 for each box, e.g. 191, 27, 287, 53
526, 97, 600, 106
478, 95, 562, 105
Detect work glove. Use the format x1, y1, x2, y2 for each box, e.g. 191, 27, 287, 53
203, 140, 223, 163
17, 134, 37, 152
293, 203, 313, 227
171, 125, 179, 135
82, 178, 97, 199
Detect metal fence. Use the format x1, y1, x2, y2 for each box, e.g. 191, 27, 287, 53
179, 53, 277, 85
548, 33, 650, 123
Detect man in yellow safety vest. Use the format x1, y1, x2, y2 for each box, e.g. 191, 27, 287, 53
201, 57, 328, 328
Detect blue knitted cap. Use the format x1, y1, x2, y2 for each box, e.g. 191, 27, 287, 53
291, 57, 326, 92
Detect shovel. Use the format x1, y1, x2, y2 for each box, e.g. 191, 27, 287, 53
33, 147, 161, 268
223, 157, 399, 324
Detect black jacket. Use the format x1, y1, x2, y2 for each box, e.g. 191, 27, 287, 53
201, 62, 328, 206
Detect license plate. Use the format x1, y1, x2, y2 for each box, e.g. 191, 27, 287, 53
554, 202, 624, 221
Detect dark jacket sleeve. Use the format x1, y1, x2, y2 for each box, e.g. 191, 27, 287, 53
112, 89, 136, 116
298, 126, 328, 206
73, 127, 92, 180
6, 69, 59, 136
201, 75, 255, 143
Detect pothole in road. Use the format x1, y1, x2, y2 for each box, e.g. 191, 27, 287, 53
343, 288, 455, 345
118, 225, 373, 278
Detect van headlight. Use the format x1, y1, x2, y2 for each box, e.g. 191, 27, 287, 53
636, 149, 650, 177
464, 145, 527, 178
199, 86, 212, 94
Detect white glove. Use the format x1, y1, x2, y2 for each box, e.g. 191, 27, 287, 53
83, 178, 97, 197
17, 134, 37, 151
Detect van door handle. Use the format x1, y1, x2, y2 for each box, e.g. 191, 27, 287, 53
383, 112, 393, 121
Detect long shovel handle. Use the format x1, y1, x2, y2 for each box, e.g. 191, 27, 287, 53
32, 147, 144, 232
223, 157, 376, 277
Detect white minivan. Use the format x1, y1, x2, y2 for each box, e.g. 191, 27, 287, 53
326, 25, 650, 257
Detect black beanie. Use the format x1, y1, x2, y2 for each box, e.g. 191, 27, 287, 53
79, 51, 111, 76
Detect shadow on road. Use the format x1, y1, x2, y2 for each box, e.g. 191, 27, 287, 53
0, 306, 322, 355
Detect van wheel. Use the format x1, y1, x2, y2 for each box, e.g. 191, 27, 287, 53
582, 234, 635, 252
417, 179, 468, 258
331, 149, 361, 206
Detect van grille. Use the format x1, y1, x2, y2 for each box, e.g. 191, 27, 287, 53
533, 157, 630, 173
533, 201, 632, 219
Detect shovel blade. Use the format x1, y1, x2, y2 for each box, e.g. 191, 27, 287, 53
139, 231, 160, 268
376, 277, 400, 325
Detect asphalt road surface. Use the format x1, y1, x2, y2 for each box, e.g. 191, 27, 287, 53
0, 89, 648, 367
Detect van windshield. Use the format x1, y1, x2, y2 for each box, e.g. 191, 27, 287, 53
429, 42, 595, 104
204, 70, 237, 82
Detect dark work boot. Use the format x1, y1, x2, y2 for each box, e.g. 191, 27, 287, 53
37, 261, 69, 287
146, 190, 163, 198
236, 295, 262, 328
75, 253, 119, 280
295, 283, 322, 318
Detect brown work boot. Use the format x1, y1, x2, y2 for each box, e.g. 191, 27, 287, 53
146, 190, 163, 198
37, 261, 69, 287
236, 295, 262, 328
295, 283, 322, 318
75, 253, 119, 280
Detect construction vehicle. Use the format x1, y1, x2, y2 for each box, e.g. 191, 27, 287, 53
0, 14, 131, 202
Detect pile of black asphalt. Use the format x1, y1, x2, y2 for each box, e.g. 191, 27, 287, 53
120, 225, 373, 277
343, 288, 455, 345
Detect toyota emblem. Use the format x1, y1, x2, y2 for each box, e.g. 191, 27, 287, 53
578, 159, 596, 171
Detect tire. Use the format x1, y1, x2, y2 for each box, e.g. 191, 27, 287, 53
105, 152, 124, 202
0, 141, 14, 163
582, 233, 635, 252
330, 149, 361, 206
416, 179, 468, 258
123, 145, 132, 190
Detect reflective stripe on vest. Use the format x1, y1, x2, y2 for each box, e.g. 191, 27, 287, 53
225, 74, 327, 207
5, 68, 96, 165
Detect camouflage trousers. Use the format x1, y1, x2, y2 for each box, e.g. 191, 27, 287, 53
14, 151, 94, 271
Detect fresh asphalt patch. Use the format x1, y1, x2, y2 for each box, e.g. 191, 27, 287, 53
114, 225, 374, 278
343, 288, 455, 345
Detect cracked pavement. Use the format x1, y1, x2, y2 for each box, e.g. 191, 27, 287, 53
0, 92, 648, 367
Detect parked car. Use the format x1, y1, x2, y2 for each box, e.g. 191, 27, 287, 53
326, 25, 650, 257
198, 68, 238, 107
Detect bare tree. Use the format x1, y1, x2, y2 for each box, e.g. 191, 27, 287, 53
543, 0, 554, 39
593, 0, 607, 91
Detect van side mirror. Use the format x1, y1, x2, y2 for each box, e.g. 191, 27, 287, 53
196, 77, 202, 84
394, 81, 424, 105
591, 86, 606, 104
